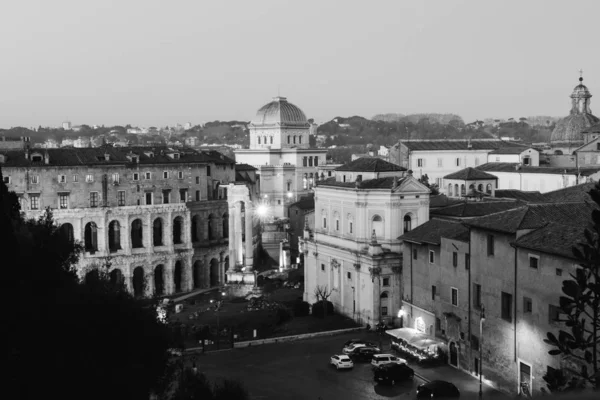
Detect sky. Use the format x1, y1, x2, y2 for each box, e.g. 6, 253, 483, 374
1, 0, 599, 128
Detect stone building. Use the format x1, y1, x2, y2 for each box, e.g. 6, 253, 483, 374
0, 146, 242, 297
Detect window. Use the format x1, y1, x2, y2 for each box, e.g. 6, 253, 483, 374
496, 156, 500, 162
417, 158, 424, 167
473, 283, 482, 309
383, 277, 390, 286
163, 171, 169, 179
178, 171, 183, 179
455, 158, 461, 167
429, 250, 435, 264
195, 190, 200, 201
86, 174, 94, 183
403, 215, 412, 232
162, 190, 170, 204
451, 287, 458, 306
349, 221, 353, 234
112, 173, 119, 184
501, 292, 513, 322
347, 272, 351, 280
145, 192, 153, 205
437, 158, 443, 167
413, 248, 417, 260
270, 136, 273, 144
117, 190, 126, 206
3, 176, 10, 184
145, 172, 151, 180
323, 217, 327, 229
195, 176, 200, 184
524, 297, 533, 313
335, 219, 339, 231
179, 189, 188, 202
487, 234, 495, 256
465, 253, 470, 270
523, 157, 530, 166
431, 285, 437, 300
556, 268, 563, 276
287, 182, 291, 191
133, 173, 139, 181
277, 199, 281, 205
549, 305, 560, 324
453, 252, 458, 267
30, 175, 39, 184
257, 136, 261, 144
206, 166, 211, 176
30, 195, 40, 210
59, 194, 69, 209
529, 255, 539, 269
381, 307, 388, 316
436, 318, 441, 332
321, 263, 325, 271
73, 175, 79, 183
58, 175, 66, 183
90, 192, 99, 208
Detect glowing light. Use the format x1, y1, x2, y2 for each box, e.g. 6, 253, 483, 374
256, 204, 269, 217
398, 309, 405, 318
287, 192, 293, 198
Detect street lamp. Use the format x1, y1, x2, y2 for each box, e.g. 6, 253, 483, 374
479, 305, 486, 400
210, 291, 227, 350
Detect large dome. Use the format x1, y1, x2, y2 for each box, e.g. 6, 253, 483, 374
250, 96, 309, 128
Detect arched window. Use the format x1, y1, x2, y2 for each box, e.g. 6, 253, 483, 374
403, 215, 412, 232
299, 135, 302, 144
287, 135, 291, 144
191, 215, 199, 242
154, 264, 165, 296
293, 135, 297, 144
84, 222, 98, 253
153, 218, 163, 246
173, 216, 183, 244
59, 223, 74, 244
270, 136, 273, 144
222, 213, 229, 239
448, 183, 453, 196
308, 157, 313, 167
454, 184, 459, 197
208, 214, 216, 240
131, 219, 143, 248
486, 184, 492, 194
257, 136, 261, 145
334, 212, 340, 231
460, 184, 466, 196
108, 220, 121, 252
263, 136, 267, 145
133, 267, 144, 297
477, 184, 483, 192
372, 215, 383, 238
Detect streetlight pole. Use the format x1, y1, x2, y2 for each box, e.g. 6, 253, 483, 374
210, 291, 226, 350
479, 305, 485, 400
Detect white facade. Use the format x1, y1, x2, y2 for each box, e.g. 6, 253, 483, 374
487, 148, 539, 165
489, 170, 600, 192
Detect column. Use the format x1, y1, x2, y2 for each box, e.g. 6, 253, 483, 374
146, 266, 154, 297
234, 202, 243, 267
144, 212, 153, 252
185, 258, 193, 292
165, 262, 174, 295
165, 213, 173, 250
244, 204, 254, 271
228, 206, 236, 267
122, 217, 131, 255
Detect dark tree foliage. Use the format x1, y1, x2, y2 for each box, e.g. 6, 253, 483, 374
312, 300, 335, 318
543, 182, 600, 392
418, 174, 440, 196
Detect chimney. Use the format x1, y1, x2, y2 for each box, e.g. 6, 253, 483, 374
44, 150, 50, 165
407, 169, 413, 177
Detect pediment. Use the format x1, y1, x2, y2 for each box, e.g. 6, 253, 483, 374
394, 176, 431, 193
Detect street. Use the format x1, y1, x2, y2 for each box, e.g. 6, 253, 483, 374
190, 331, 503, 400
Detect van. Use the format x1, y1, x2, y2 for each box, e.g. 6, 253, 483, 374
371, 353, 406, 368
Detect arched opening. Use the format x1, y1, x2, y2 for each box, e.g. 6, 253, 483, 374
153, 218, 163, 246
270, 136, 273, 144
131, 219, 143, 248
84, 222, 98, 253
448, 184, 453, 196
208, 214, 216, 240
403, 215, 412, 232
154, 264, 165, 296
173, 216, 183, 244
263, 136, 267, 145
109, 269, 124, 287
257, 136, 261, 145
174, 261, 182, 292
554, 150, 563, 155
210, 258, 219, 287
132, 267, 145, 298
191, 215, 199, 242
224, 256, 229, 282
454, 184, 459, 197
380, 292, 390, 320
193, 260, 202, 289
486, 184, 492, 194
477, 184, 483, 192
222, 213, 229, 239
108, 220, 121, 252
59, 223, 74, 244
293, 135, 296, 144
460, 184, 466, 196
372, 215, 383, 238
287, 135, 290, 144
299, 135, 302, 144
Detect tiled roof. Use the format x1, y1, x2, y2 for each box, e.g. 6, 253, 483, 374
235, 170, 255, 183
431, 200, 523, 219
235, 163, 257, 171
512, 222, 590, 260
494, 190, 547, 203
290, 195, 315, 211
476, 162, 600, 176
429, 194, 465, 209
444, 167, 498, 180
400, 140, 527, 151
336, 157, 406, 173
542, 182, 596, 203
399, 219, 469, 245
317, 176, 409, 189
488, 147, 534, 155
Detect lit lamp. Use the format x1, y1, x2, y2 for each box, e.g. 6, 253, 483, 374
287, 192, 293, 199
397, 309, 405, 328
209, 291, 227, 350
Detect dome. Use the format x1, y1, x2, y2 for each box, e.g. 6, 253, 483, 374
250, 97, 309, 128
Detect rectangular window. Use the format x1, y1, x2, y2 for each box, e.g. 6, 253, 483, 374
195, 190, 200, 201
349, 221, 353, 233
145, 172, 151, 180
111, 173, 119, 184
178, 171, 184, 179
59, 194, 69, 209
323, 217, 327, 229
549, 304, 560, 324
30, 175, 40, 184
487, 234, 495, 256
179, 189, 188, 202
336, 220, 339, 231
2, 176, 10, 184
30, 195, 40, 210
435, 318, 441, 331
206, 166, 211, 176
465, 253, 470, 270
501, 292, 513, 322
432, 285, 437, 300
321, 263, 325, 271
381, 307, 388, 316
90, 192, 99, 208
473, 283, 482, 309
287, 182, 291, 191
73, 175, 79, 183
451, 287, 458, 306
413, 248, 418, 260
163, 171, 169, 179
452, 252, 458, 267
529, 255, 539, 269
162, 190, 170, 204
86, 174, 94, 183
196, 176, 200, 184
145, 192, 153, 205
437, 158, 443, 167
58, 175, 66, 183
347, 272, 351, 280
417, 158, 423, 167
117, 190, 126, 206
556, 268, 563, 276
133, 173, 139, 181
524, 297, 533, 313
456, 158, 461, 167
382, 277, 390, 287
429, 250, 435, 264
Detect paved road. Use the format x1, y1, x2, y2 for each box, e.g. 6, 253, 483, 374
191, 331, 424, 400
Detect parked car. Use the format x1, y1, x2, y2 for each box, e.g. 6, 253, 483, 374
349, 346, 380, 362
371, 353, 407, 368
342, 339, 378, 348
416, 380, 460, 399
373, 363, 414, 385
330, 354, 354, 370
343, 343, 381, 355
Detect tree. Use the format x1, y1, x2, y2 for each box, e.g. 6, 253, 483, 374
543, 182, 600, 392
418, 174, 440, 196
313, 285, 333, 318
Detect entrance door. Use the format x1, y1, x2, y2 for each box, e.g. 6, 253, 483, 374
449, 342, 458, 367
519, 362, 532, 397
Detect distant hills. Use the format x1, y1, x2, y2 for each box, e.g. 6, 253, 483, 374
372, 113, 464, 126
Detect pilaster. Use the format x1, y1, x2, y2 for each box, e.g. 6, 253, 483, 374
228, 206, 236, 267
234, 202, 243, 266
244, 204, 254, 270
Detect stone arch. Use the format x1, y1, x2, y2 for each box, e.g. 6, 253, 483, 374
132, 267, 145, 298
372, 214, 383, 238
448, 183, 453, 196
193, 260, 202, 289
191, 215, 200, 242
208, 213, 216, 240
554, 150, 563, 155
85, 269, 100, 283
477, 184, 483, 192
174, 261, 183, 293
153, 218, 163, 246
108, 220, 121, 252
109, 268, 124, 287
222, 213, 229, 239
486, 184, 492, 194
403, 214, 413, 232
59, 223, 74, 244
380, 291, 390, 320
469, 184, 475, 190
84, 222, 98, 253
154, 264, 165, 296
131, 218, 143, 248
460, 184, 466, 196
454, 184, 459, 197
173, 216, 183, 244
210, 258, 219, 287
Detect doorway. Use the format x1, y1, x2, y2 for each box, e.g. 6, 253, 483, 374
519, 361, 532, 397
449, 341, 459, 367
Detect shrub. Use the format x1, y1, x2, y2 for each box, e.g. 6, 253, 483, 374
311, 300, 334, 318
275, 307, 292, 325
292, 300, 310, 317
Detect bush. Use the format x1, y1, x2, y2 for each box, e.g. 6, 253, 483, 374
311, 300, 334, 318
275, 307, 292, 325
292, 300, 310, 317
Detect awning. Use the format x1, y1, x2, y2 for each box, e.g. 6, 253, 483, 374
386, 327, 425, 342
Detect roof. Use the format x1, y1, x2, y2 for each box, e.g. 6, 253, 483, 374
399, 140, 528, 152
582, 122, 600, 134
399, 219, 469, 245
476, 162, 600, 176
494, 189, 547, 203
289, 195, 315, 211
429, 194, 465, 209
249, 96, 309, 128
488, 147, 535, 155
512, 222, 589, 260
336, 157, 406, 173
318, 176, 409, 189
444, 167, 498, 180
235, 163, 257, 171
431, 201, 524, 219
542, 182, 596, 203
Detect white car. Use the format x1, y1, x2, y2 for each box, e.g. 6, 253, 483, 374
330, 354, 354, 370
342, 343, 381, 354
371, 353, 407, 368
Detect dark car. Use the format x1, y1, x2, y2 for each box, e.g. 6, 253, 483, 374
349, 346, 380, 362
373, 363, 414, 385
342, 338, 378, 347
416, 380, 460, 399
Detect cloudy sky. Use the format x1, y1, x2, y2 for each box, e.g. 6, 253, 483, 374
1, 0, 599, 128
